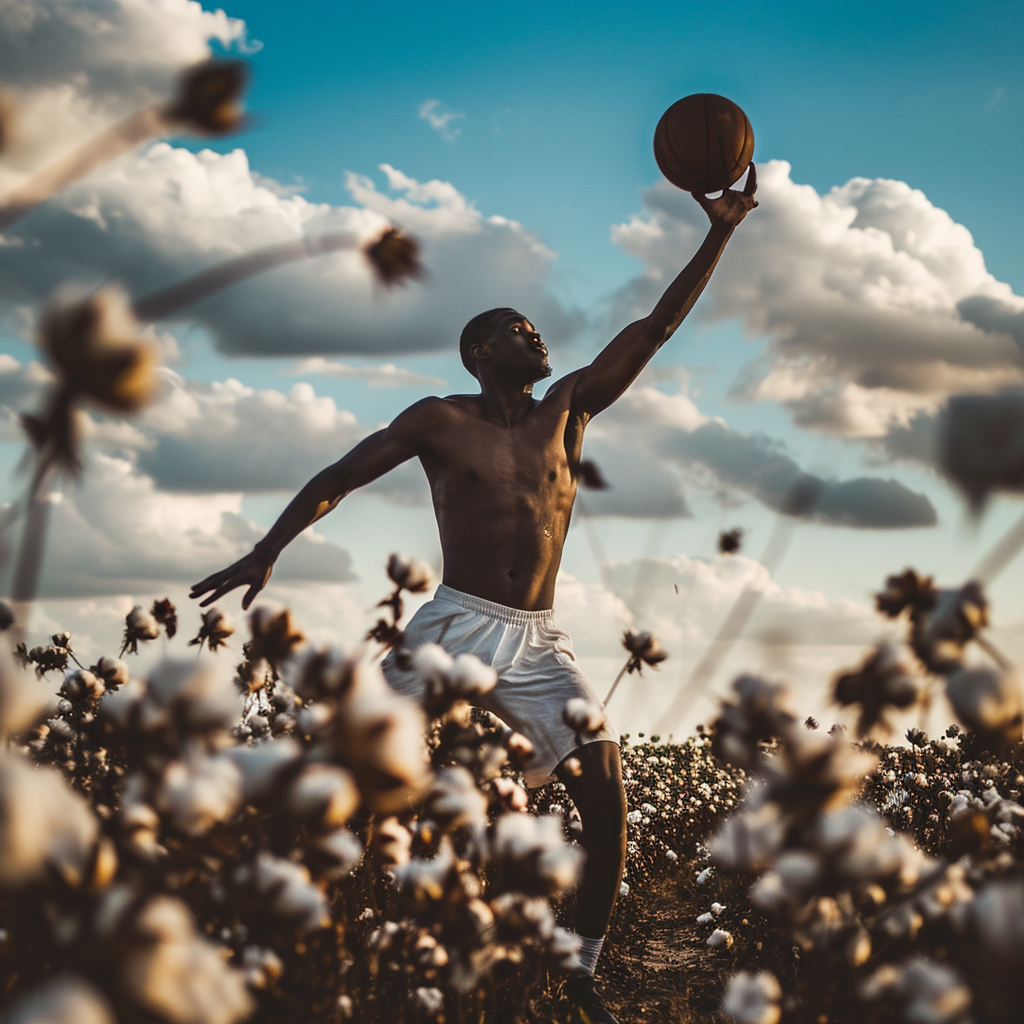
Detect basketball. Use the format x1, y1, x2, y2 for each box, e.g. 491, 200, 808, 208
654, 94, 754, 195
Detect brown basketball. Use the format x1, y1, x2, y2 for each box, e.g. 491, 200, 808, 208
654, 94, 754, 194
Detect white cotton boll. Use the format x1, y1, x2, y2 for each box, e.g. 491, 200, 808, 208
697, 912, 714, 925
447, 653, 498, 697
666, 849, 678, 862
721, 971, 782, 1024
424, 766, 488, 829
393, 837, 457, 902
98, 677, 146, 728
707, 928, 734, 949
415, 987, 445, 1015
223, 738, 302, 800
124, 897, 254, 1024
711, 902, 726, 915
946, 666, 1024, 747
626, 809, 643, 826
334, 656, 430, 814
147, 659, 244, 733
126, 606, 160, 642
253, 852, 330, 932
4, 976, 116, 1024
374, 817, 413, 867
562, 697, 606, 735
709, 802, 785, 873
697, 867, 714, 884
316, 829, 363, 879
548, 927, 582, 971
241, 946, 283, 989
897, 958, 972, 1024
286, 763, 359, 827
411, 643, 454, 691
387, 553, 433, 593
0, 753, 98, 888
491, 812, 582, 891
492, 776, 529, 811
156, 752, 242, 836
619, 881, 630, 896
296, 702, 333, 735
0, 646, 55, 739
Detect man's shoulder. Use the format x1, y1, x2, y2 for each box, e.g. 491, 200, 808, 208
389, 394, 477, 433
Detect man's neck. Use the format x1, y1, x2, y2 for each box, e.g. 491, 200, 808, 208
477, 378, 537, 426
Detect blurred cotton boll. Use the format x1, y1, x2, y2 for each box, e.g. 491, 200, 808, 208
0, 753, 98, 888
285, 762, 360, 828
387, 552, 433, 593
251, 852, 330, 932
122, 896, 253, 1024
562, 697, 606, 736
3, 976, 115, 1024
490, 813, 582, 895
721, 971, 782, 1024
424, 766, 489, 831
945, 665, 1024, 749
40, 287, 159, 414
155, 749, 242, 836
330, 655, 430, 814
940, 391, 1024, 511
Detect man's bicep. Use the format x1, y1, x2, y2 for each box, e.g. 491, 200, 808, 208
571, 318, 656, 417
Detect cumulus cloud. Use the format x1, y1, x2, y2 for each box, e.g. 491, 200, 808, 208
418, 100, 465, 142
0, 145, 584, 358
609, 161, 1024, 441
3, 452, 355, 598
582, 378, 937, 528
0, 0, 247, 181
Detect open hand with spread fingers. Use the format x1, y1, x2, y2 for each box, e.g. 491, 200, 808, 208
695, 160, 758, 227
190, 547, 274, 610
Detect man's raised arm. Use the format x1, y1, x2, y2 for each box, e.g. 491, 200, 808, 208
190, 400, 434, 610
571, 165, 758, 418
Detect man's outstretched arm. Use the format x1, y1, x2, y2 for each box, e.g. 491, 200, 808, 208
572, 165, 758, 418
190, 403, 430, 609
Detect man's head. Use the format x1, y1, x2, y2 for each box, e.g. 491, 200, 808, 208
459, 308, 550, 384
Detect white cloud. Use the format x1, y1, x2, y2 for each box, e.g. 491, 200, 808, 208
288, 357, 446, 389
581, 376, 937, 528
0, 0, 247, 184
0, 147, 584, 359
418, 99, 465, 142
3, 452, 356, 598
609, 161, 1024, 441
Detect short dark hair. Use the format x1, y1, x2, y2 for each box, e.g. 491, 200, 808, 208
459, 308, 523, 378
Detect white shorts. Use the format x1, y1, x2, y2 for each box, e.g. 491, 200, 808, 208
382, 584, 618, 788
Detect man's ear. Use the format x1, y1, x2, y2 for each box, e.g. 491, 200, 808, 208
470, 343, 490, 363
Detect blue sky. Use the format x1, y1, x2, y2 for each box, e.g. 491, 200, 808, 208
1, 0, 1022, 732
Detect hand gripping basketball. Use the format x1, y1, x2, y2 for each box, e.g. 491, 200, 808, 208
694, 160, 758, 227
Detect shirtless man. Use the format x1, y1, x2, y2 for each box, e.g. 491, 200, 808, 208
191, 168, 757, 1023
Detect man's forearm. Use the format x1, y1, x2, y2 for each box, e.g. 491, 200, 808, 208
646, 221, 734, 344
254, 467, 347, 561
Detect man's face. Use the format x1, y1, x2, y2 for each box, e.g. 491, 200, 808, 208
485, 316, 551, 382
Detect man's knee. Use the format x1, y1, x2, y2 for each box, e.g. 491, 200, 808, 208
559, 741, 627, 837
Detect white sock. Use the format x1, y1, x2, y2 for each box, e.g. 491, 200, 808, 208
575, 933, 604, 975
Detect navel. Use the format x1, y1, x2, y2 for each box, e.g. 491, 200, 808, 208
548, 470, 557, 482
508, 569, 519, 580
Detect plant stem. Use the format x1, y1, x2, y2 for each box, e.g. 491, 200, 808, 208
11, 461, 55, 642
603, 660, 630, 707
